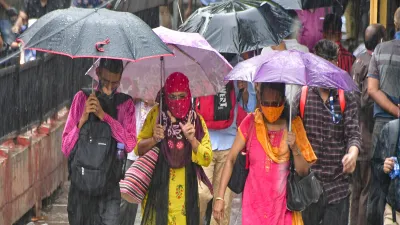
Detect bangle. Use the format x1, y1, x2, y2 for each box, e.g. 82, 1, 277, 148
215, 197, 224, 202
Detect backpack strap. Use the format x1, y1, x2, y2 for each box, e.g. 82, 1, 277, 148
300, 87, 346, 118
300, 86, 309, 119
114, 93, 133, 106
245, 114, 255, 169
338, 89, 346, 114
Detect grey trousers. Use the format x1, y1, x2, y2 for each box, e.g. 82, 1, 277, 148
119, 159, 139, 225
68, 184, 121, 225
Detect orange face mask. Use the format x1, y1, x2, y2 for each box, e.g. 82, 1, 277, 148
261, 105, 284, 123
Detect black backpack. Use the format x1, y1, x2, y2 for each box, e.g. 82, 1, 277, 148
69, 89, 131, 196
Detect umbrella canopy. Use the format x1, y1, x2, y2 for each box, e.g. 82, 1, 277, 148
271, 0, 347, 10
179, 0, 292, 54
17, 7, 172, 62
86, 27, 232, 100
225, 50, 358, 91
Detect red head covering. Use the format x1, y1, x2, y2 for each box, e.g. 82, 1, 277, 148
164, 72, 191, 119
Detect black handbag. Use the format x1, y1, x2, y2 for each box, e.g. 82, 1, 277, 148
228, 117, 254, 194
286, 151, 323, 211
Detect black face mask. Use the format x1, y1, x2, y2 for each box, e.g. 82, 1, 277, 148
98, 80, 118, 99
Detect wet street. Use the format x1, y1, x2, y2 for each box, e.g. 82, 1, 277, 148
26, 182, 243, 225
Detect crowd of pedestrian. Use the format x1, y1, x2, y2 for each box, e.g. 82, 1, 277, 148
55, 2, 400, 225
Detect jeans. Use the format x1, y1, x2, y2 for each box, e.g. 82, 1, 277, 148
0, 20, 15, 45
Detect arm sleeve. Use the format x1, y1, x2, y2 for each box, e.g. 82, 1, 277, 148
192, 115, 213, 167
344, 93, 362, 151
133, 105, 159, 155
22, 0, 28, 13
367, 48, 380, 80
61, 91, 85, 157
103, 99, 136, 153
372, 123, 392, 188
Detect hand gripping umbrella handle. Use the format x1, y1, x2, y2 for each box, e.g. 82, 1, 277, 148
95, 38, 110, 52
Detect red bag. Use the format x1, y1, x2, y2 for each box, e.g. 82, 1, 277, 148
195, 82, 246, 130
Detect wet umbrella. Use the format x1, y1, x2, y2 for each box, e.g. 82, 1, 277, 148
225, 49, 358, 128
179, 0, 292, 54
17, 7, 172, 62
225, 50, 358, 91
271, 0, 347, 10
86, 27, 232, 100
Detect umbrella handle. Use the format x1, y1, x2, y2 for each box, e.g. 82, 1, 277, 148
95, 38, 110, 52
159, 57, 165, 125
289, 103, 292, 132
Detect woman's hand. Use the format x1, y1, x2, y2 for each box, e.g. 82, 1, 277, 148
153, 124, 165, 142
179, 113, 195, 142
287, 131, 297, 151
213, 199, 225, 224
384, 157, 395, 174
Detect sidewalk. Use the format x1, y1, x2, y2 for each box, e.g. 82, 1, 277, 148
26, 182, 242, 225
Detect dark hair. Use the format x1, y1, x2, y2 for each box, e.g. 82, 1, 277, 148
323, 13, 342, 34
314, 39, 338, 61
259, 82, 289, 120
365, 25, 386, 51
98, 58, 124, 74
220, 53, 236, 62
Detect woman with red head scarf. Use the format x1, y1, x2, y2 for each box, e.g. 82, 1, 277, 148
134, 72, 213, 225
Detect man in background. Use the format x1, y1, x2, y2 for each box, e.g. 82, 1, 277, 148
350, 23, 386, 225
323, 13, 355, 74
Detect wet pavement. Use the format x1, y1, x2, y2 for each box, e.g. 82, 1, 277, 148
25, 182, 243, 225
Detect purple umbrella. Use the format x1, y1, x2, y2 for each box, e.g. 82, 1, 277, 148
86, 26, 232, 100
224, 50, 358, 92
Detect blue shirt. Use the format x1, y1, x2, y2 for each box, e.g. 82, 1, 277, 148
208, 81, 256, 151
73, 0, 105, 8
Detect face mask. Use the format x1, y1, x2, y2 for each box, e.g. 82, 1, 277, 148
166, 97, 191, 119
98, 80, 118, 98
261, 105, 284, 123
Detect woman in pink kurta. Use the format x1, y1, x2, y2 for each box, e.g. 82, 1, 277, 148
213, 83, 317, 225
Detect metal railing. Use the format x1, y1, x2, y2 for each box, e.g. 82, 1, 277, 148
0, 54, 92, 141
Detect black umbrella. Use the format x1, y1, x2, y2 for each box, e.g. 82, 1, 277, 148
271, 0, 348, 10
179, 0, 292, 54
17, 7, 173, 62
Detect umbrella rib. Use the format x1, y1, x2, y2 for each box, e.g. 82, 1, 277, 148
171, 44, 200, 66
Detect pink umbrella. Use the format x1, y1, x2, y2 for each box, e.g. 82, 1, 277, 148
86, 26, 232, 100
